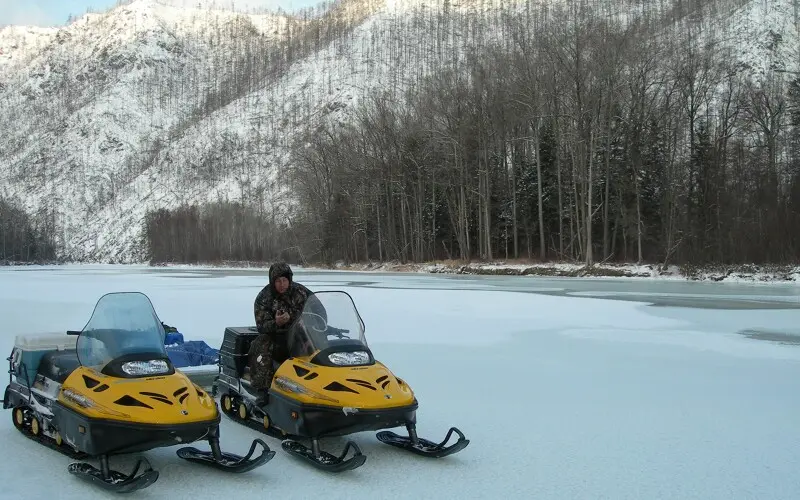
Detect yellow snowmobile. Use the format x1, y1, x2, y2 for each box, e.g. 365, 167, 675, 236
2, 292, 274, 493
213, 290, 469, 472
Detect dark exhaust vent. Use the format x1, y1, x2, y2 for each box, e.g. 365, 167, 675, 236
139, 391, 173, 405
93, 384, 110, 392
114, 395, 153, 409
324, 382, 359, 393
82, 375, 100, 389
304, 372, 318, 381
293, 365, 310, 377
173, 387, 188, 397
346, 378, 376, 391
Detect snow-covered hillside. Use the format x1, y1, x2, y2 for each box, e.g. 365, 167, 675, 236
0, 0, 293, 260
691, 0, 800, 77
0, 0, 798, 262
0, 26, 57, 81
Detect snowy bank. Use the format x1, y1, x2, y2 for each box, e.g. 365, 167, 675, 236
13, 258, 796, 284
324, 260, 800, 283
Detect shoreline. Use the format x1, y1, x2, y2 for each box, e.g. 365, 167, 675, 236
323, 260, 800, 283
3, 259, 799, 283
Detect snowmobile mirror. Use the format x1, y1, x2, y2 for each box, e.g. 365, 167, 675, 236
66, 330, 81, 336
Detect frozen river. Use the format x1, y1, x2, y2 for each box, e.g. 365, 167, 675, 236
0, 264, 798, 499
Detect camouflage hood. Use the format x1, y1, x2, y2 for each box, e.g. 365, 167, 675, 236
268, 262, 293, 291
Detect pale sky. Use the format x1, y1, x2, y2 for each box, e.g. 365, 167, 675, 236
0, 0, 324, 27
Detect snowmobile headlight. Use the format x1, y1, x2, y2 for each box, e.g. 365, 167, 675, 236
121, 360, 170, 376
328, 351, 370, 366
274, 376, 339, 403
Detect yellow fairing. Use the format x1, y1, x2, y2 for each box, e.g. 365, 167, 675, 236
270, 356, 416, 410
57, 366, 219, 425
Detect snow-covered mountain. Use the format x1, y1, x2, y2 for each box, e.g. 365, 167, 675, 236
0, 0, 798, 262
0, 26, 57, 81
0, 0, 294, 260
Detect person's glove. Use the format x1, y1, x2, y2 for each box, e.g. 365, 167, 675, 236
275, 310, 290, 326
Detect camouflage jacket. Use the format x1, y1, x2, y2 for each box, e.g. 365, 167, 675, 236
253, 281, 312, 338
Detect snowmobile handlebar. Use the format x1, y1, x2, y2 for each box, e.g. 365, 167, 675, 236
327, 326, 350, 334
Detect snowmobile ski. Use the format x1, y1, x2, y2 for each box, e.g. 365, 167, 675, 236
176, 437, 275, 473
68, 457, 159, 494
221, 398, 366, 472
281, 439, 367, 473
376, 425, 469, 458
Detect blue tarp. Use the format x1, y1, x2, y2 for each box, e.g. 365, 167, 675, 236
164, 329, 220, 367
165, 331, 184, 345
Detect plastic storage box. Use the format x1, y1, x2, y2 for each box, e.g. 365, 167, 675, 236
11, 333, 77, 386
219, 326, 259, 377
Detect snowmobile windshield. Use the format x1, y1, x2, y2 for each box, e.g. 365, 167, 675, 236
75, 292, 170, 375
287, 291, 369, 365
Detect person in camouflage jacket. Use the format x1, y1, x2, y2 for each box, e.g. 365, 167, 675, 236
248, 262, 312, 398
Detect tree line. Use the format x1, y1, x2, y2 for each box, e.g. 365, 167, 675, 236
146, 0, 800, 267
143, 202, 303, 263
283, 0, 800, 267
0, 198, 58, 264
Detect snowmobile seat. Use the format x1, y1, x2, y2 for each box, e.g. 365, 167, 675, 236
37, 349, 81, 384
242, 362, 280, 382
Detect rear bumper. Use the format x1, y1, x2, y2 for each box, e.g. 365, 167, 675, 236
4, 382, 32, 410
268, 391, 418, 438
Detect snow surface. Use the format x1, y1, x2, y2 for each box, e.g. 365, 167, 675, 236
0, 265, 799, 499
